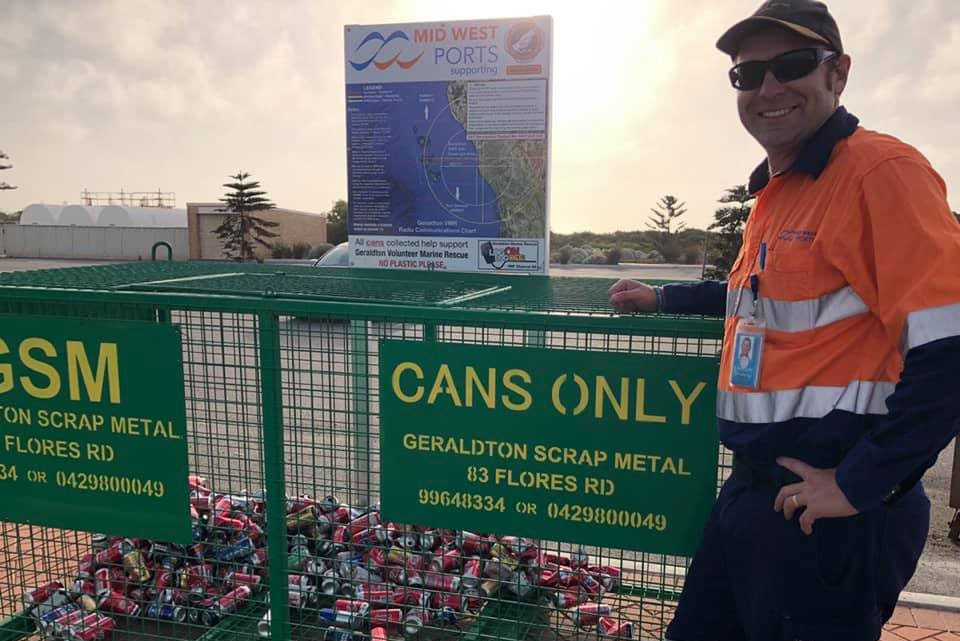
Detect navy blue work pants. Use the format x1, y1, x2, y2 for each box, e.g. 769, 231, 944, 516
665, 474, 929, 641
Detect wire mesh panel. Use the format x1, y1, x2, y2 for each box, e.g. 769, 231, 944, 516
0, 264, 724, 641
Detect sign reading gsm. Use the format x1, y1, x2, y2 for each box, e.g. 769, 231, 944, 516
0, 337, 121, 403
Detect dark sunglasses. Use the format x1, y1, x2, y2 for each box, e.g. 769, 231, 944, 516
729, 48, 838, 91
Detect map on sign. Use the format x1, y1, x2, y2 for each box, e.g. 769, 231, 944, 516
345, 17, 552, 273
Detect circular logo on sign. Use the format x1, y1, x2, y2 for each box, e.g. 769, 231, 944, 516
505, 22, 544, 62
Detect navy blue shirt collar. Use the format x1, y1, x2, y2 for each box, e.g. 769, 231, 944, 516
748, 106, 860, 194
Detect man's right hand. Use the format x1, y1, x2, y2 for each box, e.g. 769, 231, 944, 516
608, 279, 658, 313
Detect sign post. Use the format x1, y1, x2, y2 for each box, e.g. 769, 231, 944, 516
380, 341, 718, 556
0, 316, 190, 543
344, 17, 552, 273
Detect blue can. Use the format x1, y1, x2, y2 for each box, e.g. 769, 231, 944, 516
216, 537, 255, 564
146, 603, 187, 623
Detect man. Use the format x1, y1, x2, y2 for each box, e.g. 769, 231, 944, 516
737, 336, 752, 370
609, 1, 960, 639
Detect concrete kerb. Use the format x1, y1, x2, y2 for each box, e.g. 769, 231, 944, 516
898, 591, 960, 613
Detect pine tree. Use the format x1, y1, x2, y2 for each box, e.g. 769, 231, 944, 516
214, 172, 279, 261
704, 185, 754, 279
0, 150, 16, 192
646, 195, 687, 262
326, 199, 348, 245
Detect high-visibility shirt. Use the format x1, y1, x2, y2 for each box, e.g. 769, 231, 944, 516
662, 107, 960, 511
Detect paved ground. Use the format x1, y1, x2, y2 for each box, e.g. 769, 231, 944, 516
884, 605, 960, 640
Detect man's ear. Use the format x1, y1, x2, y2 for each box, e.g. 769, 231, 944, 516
832, 53, 851, 97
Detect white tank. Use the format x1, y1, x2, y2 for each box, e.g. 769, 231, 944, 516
96, 205, 186, 228
58, 205, 97, 226
19, 204, 60, 225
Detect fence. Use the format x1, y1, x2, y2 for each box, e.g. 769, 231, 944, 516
0, 262, 724, 641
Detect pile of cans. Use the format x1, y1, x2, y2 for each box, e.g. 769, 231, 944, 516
275, 493, 634, 639
21, 475, 634, 640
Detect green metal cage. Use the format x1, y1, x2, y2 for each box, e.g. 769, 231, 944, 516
0, 262, 725, 641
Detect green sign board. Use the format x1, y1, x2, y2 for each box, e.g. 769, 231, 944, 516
0, 315, 190, 543
380, 341, 719, 556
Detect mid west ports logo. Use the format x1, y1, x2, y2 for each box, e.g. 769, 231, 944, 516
349, 30, 424, 71
505, 22, 545, 63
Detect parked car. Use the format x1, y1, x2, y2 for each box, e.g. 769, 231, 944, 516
313, 242, 349, 267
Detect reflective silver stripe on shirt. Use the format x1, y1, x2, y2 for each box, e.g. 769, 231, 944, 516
902, 303, 960, 353
717, 381, 896, 423
725, 285, 869, 333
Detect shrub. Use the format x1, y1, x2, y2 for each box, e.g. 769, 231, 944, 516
271, 242, 292, 258
558, 245, 574, 264
569, 247, 590, 264
291, 242, 312, 259
309, 243, 334, 259
604, 247, 622, 265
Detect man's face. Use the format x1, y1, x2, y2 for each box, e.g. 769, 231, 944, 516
734, 28, 850, 158
740, 337, 752, 357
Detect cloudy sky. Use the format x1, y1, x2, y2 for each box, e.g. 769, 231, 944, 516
1, 0, 957, 232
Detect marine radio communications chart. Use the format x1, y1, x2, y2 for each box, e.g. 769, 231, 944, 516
420, 80, 548, 238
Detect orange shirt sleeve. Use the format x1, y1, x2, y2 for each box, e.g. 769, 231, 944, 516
826, 156, 960, 353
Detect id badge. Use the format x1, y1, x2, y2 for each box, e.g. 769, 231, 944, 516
730, 319, 766, 389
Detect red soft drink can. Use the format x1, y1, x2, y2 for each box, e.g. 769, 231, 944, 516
599, 616, 634, 638
72, 579, 96, 597
539, 551, 570, 567
572, 603, 612, 628
333, 525, 349, 544
367, 546, 388, 569
391, 587, 423, 607
425, 572, 460, 592
184, 563, 212, 593
93, 568, 111, 596
552, 589, 588, 609
95, 542, 123, 567
108, 566, 129, 594
576, 568, 604, 596
595, 566, 622, 591
334, 598, 370, 613
354, 583, 391, 604
348, 511, 380, 535
227, 572, 262, 592
77, 553, 95, 575
370, 625, 388, 641
217, 585, 252, 615
457, 531, 488, 555
461, 558, 482, 588
428, 547, 461, 573
461, 588, 483, 611
332, 505, 352, 523
369, 607, 403, 625
440, 592, 463, 612
68, 613, 116, 641
22, 581, 63, 606
98, 591, 140, 616
51, 608, 86, 635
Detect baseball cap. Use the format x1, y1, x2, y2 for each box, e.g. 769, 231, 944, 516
717, 0, 843, 57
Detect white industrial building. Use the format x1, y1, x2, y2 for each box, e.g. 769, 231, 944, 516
3, 204, 189, 259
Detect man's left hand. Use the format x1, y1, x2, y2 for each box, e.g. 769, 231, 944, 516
773, 457, 858, 535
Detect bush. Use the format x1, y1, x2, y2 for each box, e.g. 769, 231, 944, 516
558, 245, 574, 264
569, 247, 590, 264
271, 242, 292, 258
290, 242, 312, 259
683, 247, 702, 264
604, 247, 622, 265
586, 250, 607, 264
309, 243, 334, 259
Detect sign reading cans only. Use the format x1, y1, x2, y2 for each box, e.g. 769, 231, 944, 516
379, 341, 719, 556
0, 315, 190, 542
344, 16, 552, 274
